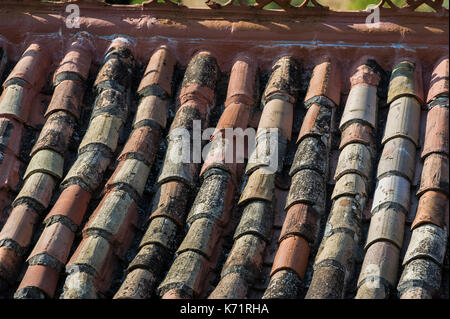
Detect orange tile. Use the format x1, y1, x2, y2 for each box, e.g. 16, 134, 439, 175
0, 204, 39, 248
339, 122, 375, 151
225, 54, 257, 107
17, 264, 60, 298
44, 184, 92, 226
28, 222, 75, 265
422, 105, 449, 158
270, 235, 309, 279
118, 125, 160, 165
3, 43, 51, 89
304, 57, 341, 106
427, 57, 449, 103
137, 45, 176, 97
412, 190, 448, 230
417, 153, 449, 196
45, 80, 85, 120
53, 37, 93, 84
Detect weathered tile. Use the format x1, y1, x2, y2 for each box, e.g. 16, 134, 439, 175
339, 84, 378, 130
257, 98, 293, 140
149, 181, 191, 227
224, 54, 257, 107
139, 216, 178, 251
62, 148, 111, 192
334, 143, 372, 181
177, 217, 221, 258
271, 235, 309, 279
417, 153, 449, 196
314, 231, 355, 273
285, 169, 326, 214
31, 111, 75, 156
0, 84, 34, 122
377, 137, 417, 182
209, 272, 248, 299
113, 268, 157, 299
357, 241, 400, 288
263, 269, 304, 299
15, 264, 60, 298
279, 203, 319, 245
137, 46, 176, 97
366, 205, 405, 250
221, 234, 266, 282
157, 135, 199, 188
339, 122, 376, 151
24, 149, 64, 180
84, 189, 138, 246
422, 105, 449, 158
45, 80, 85, 120
234, 200, 273, 242
427, 57, 449, 102
15, 172, 56, 209
61, 270, 97, 299
371, 175, 411, 213
238, 168, 275, 205
397, 258, 442, 298
305, 265, 345, 299
326, 196, 360, 236
296, 102, 331, 145
289, 136, 327, 176
403, 223, 447, 266
304, 57, 341, 106
133, 95, 168, 129
67, 235, 112, 275
382, 96, 421, 147
106, 158, 151, 196
263, 56, 300, 103
387, 61, 423, 105
0, 117, 22, 156
53, 35, 93, 84
246, 131, 287, 175
331, 173, 368, 209
412, 190, 448, 230
186, 169, 235, 227
158, 250, 209, 298
91, 88, 127, 122
78, 113, 123, 152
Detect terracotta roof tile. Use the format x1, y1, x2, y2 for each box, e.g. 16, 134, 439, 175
0, 2, 448, 300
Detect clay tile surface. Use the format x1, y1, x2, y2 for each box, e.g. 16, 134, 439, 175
0, 0, 448, 301
427, 57, 449, 102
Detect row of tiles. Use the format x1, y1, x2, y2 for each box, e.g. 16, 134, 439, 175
0, 34, 448, 298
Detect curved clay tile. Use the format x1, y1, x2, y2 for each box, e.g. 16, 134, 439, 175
13, 37, 134, 299
209, 56, 297, 299
397, 59, 449, 299
59, 45, 175, 299
155, 54, 257, 300
114, 50, 217, 299
0, 42, 53, 294
264, 58, 340, 299
356, 60, 424, 299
